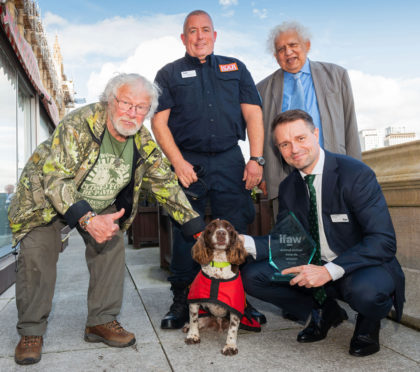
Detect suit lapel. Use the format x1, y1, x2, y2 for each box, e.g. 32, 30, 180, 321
310, 61, 333, 149
286, 170, 310, 230
271, 69, 284, 115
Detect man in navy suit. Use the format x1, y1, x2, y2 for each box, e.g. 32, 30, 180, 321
241, 109, 405, 356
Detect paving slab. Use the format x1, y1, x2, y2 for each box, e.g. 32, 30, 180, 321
0, 342, 171, 372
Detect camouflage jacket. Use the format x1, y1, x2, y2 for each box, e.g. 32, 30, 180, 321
9, 103, 204, 246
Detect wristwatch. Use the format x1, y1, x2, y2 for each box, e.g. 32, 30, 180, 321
250, 156, 265, 166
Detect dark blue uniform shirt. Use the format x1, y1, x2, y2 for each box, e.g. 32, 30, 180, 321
154, 53, 261, 153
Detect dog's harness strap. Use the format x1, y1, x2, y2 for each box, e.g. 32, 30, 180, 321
210, 261, 231, 268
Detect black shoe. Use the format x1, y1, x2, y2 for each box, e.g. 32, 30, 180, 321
161, 282, 189, 329
349, 314, 380, 357
297, 299, 348, 343
244, 300, 267, 325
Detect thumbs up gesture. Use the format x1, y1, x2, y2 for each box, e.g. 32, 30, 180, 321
85, 208, 125, 244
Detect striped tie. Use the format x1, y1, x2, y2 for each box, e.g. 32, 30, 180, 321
304, 174, 327, 305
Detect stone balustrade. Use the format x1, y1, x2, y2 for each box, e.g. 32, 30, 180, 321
363, 140, 420, 330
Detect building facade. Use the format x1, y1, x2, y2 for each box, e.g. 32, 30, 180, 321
384, 126, 417, 147
359, 127, 417, 151
359, 128, 385, 151
0, 0, 74, 292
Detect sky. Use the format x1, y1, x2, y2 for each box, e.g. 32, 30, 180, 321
36, 0, 420, 139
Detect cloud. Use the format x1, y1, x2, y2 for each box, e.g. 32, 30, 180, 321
349, 70, 420, 134
45, 13, 184, 62
43, 11, 69, 27
252, 8, 268, 19
86, 36, 184, 103
219, 0, 238, 16
42, 12, 186, 98
219, 0, 239, 7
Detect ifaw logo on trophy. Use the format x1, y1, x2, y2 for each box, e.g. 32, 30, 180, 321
269, 211, 316, 282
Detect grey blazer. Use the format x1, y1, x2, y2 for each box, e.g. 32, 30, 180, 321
257, 60, 362, 200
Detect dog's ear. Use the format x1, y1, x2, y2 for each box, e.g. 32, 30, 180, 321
192, 234, 213, 265
226, 230, 247, 265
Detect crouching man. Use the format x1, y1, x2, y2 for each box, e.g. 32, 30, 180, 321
241, 109, 405, 356
8, 73, 204, 365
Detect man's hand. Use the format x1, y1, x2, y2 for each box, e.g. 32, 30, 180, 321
243, 160, 263, 190
173, 159, 197, 188
282, 264, 332, 288
259, 180, 267, 196
86, 208, 125, 244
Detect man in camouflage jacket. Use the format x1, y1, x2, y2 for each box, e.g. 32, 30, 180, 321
9, 73, 205, 366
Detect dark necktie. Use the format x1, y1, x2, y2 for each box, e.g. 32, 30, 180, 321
289, 72, 305, 110
304, 174, 327, 305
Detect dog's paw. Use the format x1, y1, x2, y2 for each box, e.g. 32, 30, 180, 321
221, 345, 238, 356
185, 336, 200, 345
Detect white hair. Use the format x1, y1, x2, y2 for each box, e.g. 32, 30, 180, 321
99, 73, 161, 119
267, 21, 311, 55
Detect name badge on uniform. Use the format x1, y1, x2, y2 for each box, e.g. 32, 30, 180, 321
219, 63, 238, 72
330, 214, 349, 223
181, 70, 197, 78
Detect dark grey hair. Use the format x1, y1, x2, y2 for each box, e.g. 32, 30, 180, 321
271, 109, 315, 133
267, 21, 311, 55
183, 10, 214, 34
99, 73, 160, 119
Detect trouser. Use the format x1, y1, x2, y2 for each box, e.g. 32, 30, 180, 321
16, 205, 125, 336
169, 146, 255, 284
241, 259, 396, 322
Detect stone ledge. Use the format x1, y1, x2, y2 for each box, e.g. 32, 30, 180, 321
0, 254, 16, 295
363, 140, 420, 207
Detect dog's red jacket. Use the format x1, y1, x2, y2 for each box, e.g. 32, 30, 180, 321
188, 270, 245, 318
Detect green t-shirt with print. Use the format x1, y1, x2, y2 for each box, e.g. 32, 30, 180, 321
79, 129, 134, 213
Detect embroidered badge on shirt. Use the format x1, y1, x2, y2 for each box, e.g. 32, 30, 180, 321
219, 63, 238, 72
181, 70, 197, 78
330, 214, 349, 223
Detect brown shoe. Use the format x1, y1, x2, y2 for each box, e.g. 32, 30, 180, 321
15, 336, 43, 365
84, 320, 135, 347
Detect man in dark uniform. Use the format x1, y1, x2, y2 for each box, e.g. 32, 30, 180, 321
152, 9, 265, 329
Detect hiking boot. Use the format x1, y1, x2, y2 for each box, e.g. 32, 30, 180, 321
161, 281, 189, 329
15, 336, 43, 365
84, 320, 135, 347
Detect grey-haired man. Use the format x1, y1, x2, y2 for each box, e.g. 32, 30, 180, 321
9, 73, 205, 365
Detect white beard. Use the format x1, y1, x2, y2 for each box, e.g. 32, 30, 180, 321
112, 116, 141, 137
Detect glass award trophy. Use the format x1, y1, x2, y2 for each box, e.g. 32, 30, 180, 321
269, 211, 316, 282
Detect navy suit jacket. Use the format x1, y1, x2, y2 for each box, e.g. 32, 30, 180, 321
255, 151, 405, 319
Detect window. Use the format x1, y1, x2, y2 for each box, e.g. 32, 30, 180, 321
17, 79, 34, 178
0, 46, 17, 257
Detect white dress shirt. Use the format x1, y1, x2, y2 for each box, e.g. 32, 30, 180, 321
244, 149, 345, 281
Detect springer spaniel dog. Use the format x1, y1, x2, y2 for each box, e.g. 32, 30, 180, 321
184, 219, 247, 356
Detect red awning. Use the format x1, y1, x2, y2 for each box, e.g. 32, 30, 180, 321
0, 4, 59, 126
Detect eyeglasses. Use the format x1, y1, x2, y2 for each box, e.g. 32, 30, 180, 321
114, 96, 150, 115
